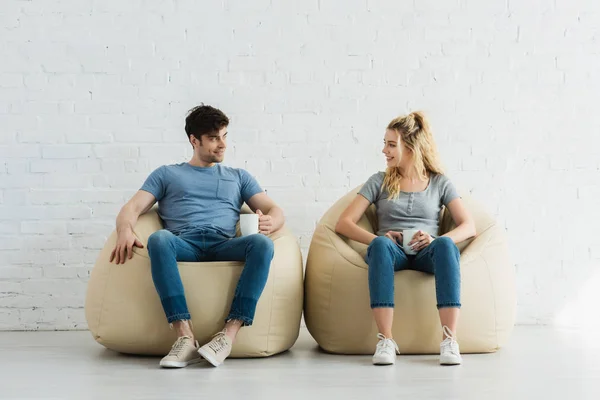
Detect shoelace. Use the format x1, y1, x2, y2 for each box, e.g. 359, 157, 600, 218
441, 326, 459, 355
168, 336, 190, 356
208, 331, 229, 353
376, 333, 399, 354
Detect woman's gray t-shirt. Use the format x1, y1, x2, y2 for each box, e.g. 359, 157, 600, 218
358, 172, 459, 237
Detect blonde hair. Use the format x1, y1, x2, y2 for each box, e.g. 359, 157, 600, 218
382, 111, 444, 199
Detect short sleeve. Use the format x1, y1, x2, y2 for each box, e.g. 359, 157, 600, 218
240, 169, 263, 203
140, 166, 167, 201
358, 173, 384, 204
439, 175, 460, 206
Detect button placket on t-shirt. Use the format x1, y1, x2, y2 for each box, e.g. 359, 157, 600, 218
407, 193, 415, 214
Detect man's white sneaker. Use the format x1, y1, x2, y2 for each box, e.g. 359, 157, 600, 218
197, 330, 233, 367
440, 326, 462, 365
372, 333, 400, 365
159, 336, 202, 368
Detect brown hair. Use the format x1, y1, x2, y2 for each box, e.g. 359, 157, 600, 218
184, 104, 229, 142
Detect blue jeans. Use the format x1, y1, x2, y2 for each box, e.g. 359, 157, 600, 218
146, 228, 274, 326
366, 236, 461, 309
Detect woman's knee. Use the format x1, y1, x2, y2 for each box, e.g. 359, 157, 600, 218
367, 236, 395, 255
431, 236, 459, 255
367, 236, 397, 262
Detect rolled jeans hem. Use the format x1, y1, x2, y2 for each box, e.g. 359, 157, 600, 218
371, 303, 395, 309
160, 294, 190, 324
225, 314, 254, 327
166, 313, 191, 323
227, 296, 258, 327
437, 303, 462, 309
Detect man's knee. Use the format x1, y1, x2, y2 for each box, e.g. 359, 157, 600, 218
244, 234, 274, 261
147, 229, 174, 251
248, 234, 274, 252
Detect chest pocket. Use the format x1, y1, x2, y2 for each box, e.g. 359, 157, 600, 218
217, 178, 238, 200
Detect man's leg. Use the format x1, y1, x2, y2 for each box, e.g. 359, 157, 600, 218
147, 229, 202, 368
197, 233, 274, 366
212, 233, 274, 333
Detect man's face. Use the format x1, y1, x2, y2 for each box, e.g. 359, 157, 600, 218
191, 126, 228, 164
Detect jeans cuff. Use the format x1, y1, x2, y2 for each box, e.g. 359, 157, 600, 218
167, 312, 191, 323
371, 303, 395, 308
225, 314, 254, 327
227, 296, 258, 327
161, 294, 190, 323
437, 303, 461, 309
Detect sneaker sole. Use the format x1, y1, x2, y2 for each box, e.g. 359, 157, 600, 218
197, 348, 222, 367
373, 361, 395, 365
440, 356, 462, 365
160, 357, 202, 368
372, 357, 396, 365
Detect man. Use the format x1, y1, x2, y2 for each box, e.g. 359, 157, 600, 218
109, 104, 284, 368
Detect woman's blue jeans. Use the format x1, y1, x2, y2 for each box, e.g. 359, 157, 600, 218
366, 236, 461, 309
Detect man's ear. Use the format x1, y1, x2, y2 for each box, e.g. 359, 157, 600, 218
190, 134, 202, 149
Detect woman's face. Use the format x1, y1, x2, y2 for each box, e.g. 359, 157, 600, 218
382, 129, 411, 168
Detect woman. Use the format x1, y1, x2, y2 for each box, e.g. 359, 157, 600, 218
335, 111, 476, 366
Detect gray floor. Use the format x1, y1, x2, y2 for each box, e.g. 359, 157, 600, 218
0, 326, 598, 400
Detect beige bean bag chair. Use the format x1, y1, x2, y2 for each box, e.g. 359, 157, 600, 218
85, 206, 304, 357
304, 186, 516, 354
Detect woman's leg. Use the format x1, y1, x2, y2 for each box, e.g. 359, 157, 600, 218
413, 236, 461, 337
366, 236, 409, 338
413, 236, 463, 364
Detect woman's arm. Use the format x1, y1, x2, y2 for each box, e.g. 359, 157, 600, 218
335, 195, 379, 246
441, 197, 477, 243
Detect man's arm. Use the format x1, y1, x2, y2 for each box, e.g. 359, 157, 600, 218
110, 190, 157, 264
246, 192, 284, 235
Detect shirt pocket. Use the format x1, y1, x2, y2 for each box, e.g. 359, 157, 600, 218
216, 178, 238, 200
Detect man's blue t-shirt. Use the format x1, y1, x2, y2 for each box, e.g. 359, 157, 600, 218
140, 163, 263, 238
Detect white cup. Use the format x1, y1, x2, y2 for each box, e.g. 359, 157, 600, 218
240, 214, 259, 236
402, 229, 420, 255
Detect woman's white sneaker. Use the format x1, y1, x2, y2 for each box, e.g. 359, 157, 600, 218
439, 326, 462, 365
372, 333, 400, 365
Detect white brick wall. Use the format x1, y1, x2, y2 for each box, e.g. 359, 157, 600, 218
1, 0, 599, 330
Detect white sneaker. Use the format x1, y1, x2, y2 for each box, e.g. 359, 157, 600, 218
440, 326, 462, 365
159, 336, 202, 368
197, 330, 233, 367
372, 333, 400, 365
